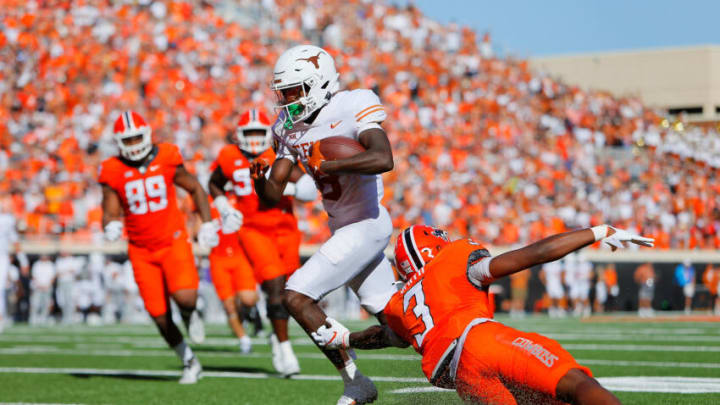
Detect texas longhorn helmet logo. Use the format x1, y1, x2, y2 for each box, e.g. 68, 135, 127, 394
296, 51, 324, 69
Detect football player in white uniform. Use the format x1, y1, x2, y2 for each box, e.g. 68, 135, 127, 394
541, 260, 566, 318
564, 252, 593, 317
252, 45, 396, 405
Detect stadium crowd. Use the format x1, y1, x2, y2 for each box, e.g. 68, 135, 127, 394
1, 0, 719, 249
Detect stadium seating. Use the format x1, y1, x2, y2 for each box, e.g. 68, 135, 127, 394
1, 0, 718, 249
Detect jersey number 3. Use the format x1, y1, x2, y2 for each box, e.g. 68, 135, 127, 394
403, 281, 435, 346
125, 175, 168, 215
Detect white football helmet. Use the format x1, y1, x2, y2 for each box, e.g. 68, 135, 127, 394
113, 110, 153, 161
270, 45, 339, 128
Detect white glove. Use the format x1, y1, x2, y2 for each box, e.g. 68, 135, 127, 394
198, 221, 219, 249
104, 220, 123, 242
214, 195, 243, 233
311, 317, 350, 350
591, 225, 654, 251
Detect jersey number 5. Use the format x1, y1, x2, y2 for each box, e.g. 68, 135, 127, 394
232, 168, 253, 196
125, 175, 168, 215
403, 281, 435, 346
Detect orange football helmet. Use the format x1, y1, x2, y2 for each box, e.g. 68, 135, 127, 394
236, 108, 273, 155
394, 225, 450, 281
113, 110, 152, 161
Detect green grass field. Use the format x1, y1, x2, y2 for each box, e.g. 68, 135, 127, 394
0, 316, 719, 404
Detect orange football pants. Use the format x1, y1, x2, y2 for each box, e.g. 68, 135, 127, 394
127, 237, 198, 317
455, 322, 591, 404
238, 227, 301, 283
209, 251, 257, 301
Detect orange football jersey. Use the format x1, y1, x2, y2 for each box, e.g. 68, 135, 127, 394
98, 143, 186, 250
213, 145, 296, 230
385, 239, 494, 383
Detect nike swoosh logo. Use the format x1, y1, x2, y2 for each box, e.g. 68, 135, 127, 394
330, 331, 338, 344
330, 121, 342, 129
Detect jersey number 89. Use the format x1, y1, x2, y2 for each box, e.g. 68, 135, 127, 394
125, 175, 168, 215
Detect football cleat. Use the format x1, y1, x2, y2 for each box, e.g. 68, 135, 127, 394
280, 341, 300, 377
337, 371, 377, 405
187, 311, 205, 344
270, 334, 284, 374
179, 356, 202, 384
239, 335, 252, 354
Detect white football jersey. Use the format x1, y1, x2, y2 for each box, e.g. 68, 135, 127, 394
273, 89, 387, 228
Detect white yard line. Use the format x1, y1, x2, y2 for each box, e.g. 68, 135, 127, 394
389, 377, 720, 394
563, 344, 720, 352
2, 346, 720, 369
0, 366, 426, 383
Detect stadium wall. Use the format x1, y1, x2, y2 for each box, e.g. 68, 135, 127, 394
530, 45, 720, 122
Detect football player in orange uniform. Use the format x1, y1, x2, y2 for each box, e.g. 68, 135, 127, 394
99, 111, 219, 384
313, 224, 654, 404
208, 108, 316, 376
208, 196, 258, 354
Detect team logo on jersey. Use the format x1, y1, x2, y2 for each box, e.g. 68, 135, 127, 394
124, 171, 133, 178
234, 160, 244, 166
149, 165, 159, 172
296, 52, 323, 69
511, 337, 559, 368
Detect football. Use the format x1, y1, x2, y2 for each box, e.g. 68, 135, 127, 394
317, 136, 366, 161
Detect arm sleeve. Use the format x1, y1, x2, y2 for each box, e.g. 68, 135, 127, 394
353, 90, 387, 134
97, 162, 112, 187
166, 144, 184, 166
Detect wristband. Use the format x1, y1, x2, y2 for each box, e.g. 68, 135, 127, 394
591, 225, 609, 242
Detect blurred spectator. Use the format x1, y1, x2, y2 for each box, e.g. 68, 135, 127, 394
565, 252, 592, 317
30, 254, 55, 325
634, 262, 655, 317
675, 259, 696, 314
55, 250, 83, 323
540, 260, 565, 317
0, 202, 19, 329
509, 270, 529, 318
702, 263, 719, 315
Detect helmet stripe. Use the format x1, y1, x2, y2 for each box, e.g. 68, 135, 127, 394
403, 226, 424, 271
123, 111, 132, 130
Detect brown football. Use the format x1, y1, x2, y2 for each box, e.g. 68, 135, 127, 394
317, 136, 366, 161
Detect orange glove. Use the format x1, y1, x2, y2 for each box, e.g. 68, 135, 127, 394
250, 158, 270, 180
308, 142, 326, 175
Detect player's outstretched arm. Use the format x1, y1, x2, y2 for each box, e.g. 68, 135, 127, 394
312, 318, 409, 351
174, 165, 212, 222
251, 157, 294, 206
320, 128, 394, 175
483, 226, 654, 283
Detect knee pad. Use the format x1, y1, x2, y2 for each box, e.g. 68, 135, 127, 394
266, 303, 289, 320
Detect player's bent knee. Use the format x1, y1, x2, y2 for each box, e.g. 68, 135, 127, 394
267, 302, 290, 320
282, 289, 309, 312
